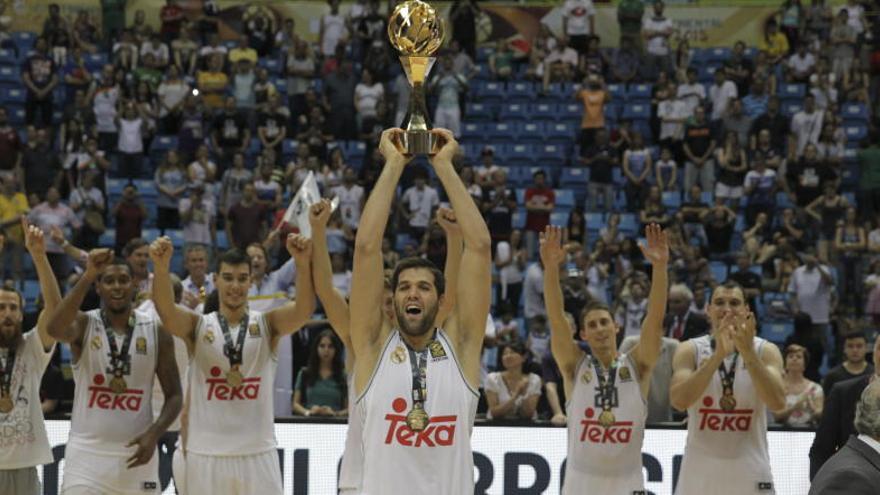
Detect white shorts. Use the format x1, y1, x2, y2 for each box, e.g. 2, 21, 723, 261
177, 449, 282, 495
61, 444, 159, 495
715, 183, 744, 200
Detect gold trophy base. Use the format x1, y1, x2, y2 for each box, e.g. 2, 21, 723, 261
403, 129, 437, 155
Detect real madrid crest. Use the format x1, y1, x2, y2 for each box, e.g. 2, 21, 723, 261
135, 337, 147, 355
390, 345, 406, 364
428, 340, 446, 359
581, 369, 593, 384
90, 335, 102, 350
248, 323, 260, 338
619, 366, 632, 382
204, 330, 215, 344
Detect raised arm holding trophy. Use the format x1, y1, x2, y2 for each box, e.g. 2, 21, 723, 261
388, 0, 446, 155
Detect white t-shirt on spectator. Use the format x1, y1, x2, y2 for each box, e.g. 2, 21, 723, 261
69, 187, 105, 222
791, 110, 824, 156
178, 196, 216, 245
400, 185, 439, 228
354, 82, 384, 118
788, 264, 833, 324
564, 0, 597, 36
484, 371, 542, 420
545, 47, 578, 68
677, 83, 706, 116
331, 184, 365, 230
842, 4, 865, 33
643, 16, 674, 56
157, 80, 191, 118
658, 98, 689, 140
788, 52, 816, 75
332, 270, 352, 298
321, 13, 347, 56
743, 169, 777, 192
523, 263, 545, 319
140, 41, 169, 65
708, 80, 738, 121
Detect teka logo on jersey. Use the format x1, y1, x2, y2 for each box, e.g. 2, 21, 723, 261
87, 374, 143, 411
698, 396, 753, 431
579, 407, 633, 444
205, 366, 261, 401
384, 398, 457, 447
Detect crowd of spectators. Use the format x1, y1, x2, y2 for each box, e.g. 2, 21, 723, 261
0, 0, 879, 427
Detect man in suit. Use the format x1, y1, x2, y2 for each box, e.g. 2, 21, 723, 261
809, 379, 880, 494
664, 283, 709, 341
810, 335, 879, 479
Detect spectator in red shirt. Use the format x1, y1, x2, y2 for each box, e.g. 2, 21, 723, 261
524, 170, 555, 259
226, 182, 268, 250
113, 183, 147, 254
159, 0, 186, 43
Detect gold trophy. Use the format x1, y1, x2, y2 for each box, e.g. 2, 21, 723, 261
387, 0, 446, 155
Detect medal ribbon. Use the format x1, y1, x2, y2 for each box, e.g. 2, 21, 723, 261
591, 355, 620, 412
710, 338, 738, 393
0, 342, 17, 397
101, 311, 135, 377
403, 333, 435, 408
218, 313, 249, 367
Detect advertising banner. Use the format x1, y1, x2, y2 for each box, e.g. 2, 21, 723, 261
35, 420, 813, 495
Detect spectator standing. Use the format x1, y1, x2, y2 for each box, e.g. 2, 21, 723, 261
219, 152, 253, 216
622, 132, 652, 212
563, 0, 597, 54
481, 169, 517, 247
581, 128, 617, 213
171, 28, 200, 76
178, 182, 216, 248
211, 97, 251, 176
834, 207, 866, 308
180, 244, 215, 309
0, 108, 22, 183
677, 185, 709, 247
741, 79, 769, 120
231, 59, 257, 114
655, 147, 678, 191
495, 230, 526, 312
523, 260, 546, 326
708, 68, 738, 123
775, 344, 824, 428
542, 37, 578, 93
682, 105, 716, 193
657, 83, 688, 160
721, 98, 752, 147
714, 131, 748, 207
323, 61, 358, 140
226, 183, 267, 250
285, 41, 316, 132
788, 249, 835, 354
354, 69, 384, 133
790, 94, 823, 158
759, 19, 790, 65
485, 342, 542, 420
62, 48, 92, 106
197, 54, 229, 113
642, 0, 675, 77
398, 173, 439, 239
157, 64, 190, 135
677, 68, 706, 117
703, 197, 737, 256
615, 279, 648, 338
665, 283, 710, 341
829, 9, 858, 81
112, 184, 147, 253
257, 93, 290, 158
22, 36, 58, 128
155, 151, 187, 232
292, 330, 348, 417
115, 100, 147, 180
320, 0, 348, 58
576, 73, 609, 150
430, 56, 468, 138
330, 168, 365, 233
822, 332, 874, 394
749, 96, 789, 152
0, 176, 29, 281
21, 128, 62, 200
28, 187, 80, 281
524, 170, 555, 259
743, 153, 777, 225
489, 39, 514, 81
617, 0, 645, 48
68, 171, 105, 249
88, 65, 120, 153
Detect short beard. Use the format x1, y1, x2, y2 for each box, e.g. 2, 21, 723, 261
395, 304, 438, 338
0, 324, 22, 348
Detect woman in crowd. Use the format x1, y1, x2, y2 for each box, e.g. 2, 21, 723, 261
774, 344, 823, 428
292, 329, 348, 417
154, 150, 187, 233
834, 206, 866, 308
485, 342, 542, 421
495, 229, 526, 314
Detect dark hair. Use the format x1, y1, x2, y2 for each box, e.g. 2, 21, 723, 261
391, 257, 445, 296
711, 280, 746, 301
844, 331, 868, 343
203, 290, 219, 314
500, 340, 528, 359
0, 288, 24, 309
245, 242, 269, 262
99, 257, 132, 280
300, 329, 347, 401
217, 248, 252, 271
785, 344, 811, 366
532, 169, 546, 179
579, 302, 614, 328
122, 238, 148, 258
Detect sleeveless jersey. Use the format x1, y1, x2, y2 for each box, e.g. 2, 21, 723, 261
69, 309, 158, 456
186, 311, 277, 456
151, 334, 189, 431
563, 352, 646, 494
357, 330, 478, 495
338, 373, 363, 492
676, 335, 774, 495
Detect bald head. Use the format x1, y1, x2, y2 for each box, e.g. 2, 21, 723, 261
855, 378, 880, 440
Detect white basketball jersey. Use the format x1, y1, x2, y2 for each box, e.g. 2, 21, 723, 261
677, 335, 774, 495
563, 352, 646, 494
186, 311, 277, 456
69, 310, 158, 456
358, 330, 478, 495
338, 373, 363, 492
151, 334, 189, 431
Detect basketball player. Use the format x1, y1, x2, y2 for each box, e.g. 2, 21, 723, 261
349, 128, 490, 493
46, 251, 182, 495
149, 235, 315, 495
540, 224, 668, 493
0, 223, 62, 495
308, 199, 463, 494
670, 281, 786, 494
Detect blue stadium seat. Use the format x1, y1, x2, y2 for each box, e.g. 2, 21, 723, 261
12, 32, 35, 53
514, 188, 525, 204
107, 178, 126, 198
842, 103, 869, 123
486, 122, 516, 141
460, 122, 484, 143
512, 209, 526, 229
499, 102, 528, 120
545, 122, 575, 143
550, 211, 568, 226
142, 228, 161, 241
776, 191, 794, 209
151, 136, 178, 153
216, 231, 229, 249
84, 53, 108, 69
465, 102, 493, 121
698, 65, 721, 83
782, 102, 802, 117
1, 87, 25, 104
662, 191, 681, 209
705, 47, 732, 64
586, 212, 605, 231
507, 81, 536, 102
133, 179, 157, 198
762, 322, 794, 344
555, 189, 575, 208
282, 139, 298, 157
8, 107, 23, 125
517, 121, 545, 142
505, 167, 531, 187
622, 102, 650, 120
709, 261, 728, 282
0, 49, 15, 64
546, 82, 574, 101
606, 84, 626, 100
476, 46, 494, 63
559, 102, 582, 122
98, 229, 115, 247
778, 84, 806, 100
559, 167, 589, 188
618, 213, 638, 235
474, 63, 490, 80
626, 84, 652, 101
474, 81, 504, 103
258, 58, 281, 74
272, 78, 287, 94
604, 103, 620, 123
844, 124, 868, 142
505, 143, 535, 167
530, 103, 557, 121
166, 229, 185, 247
23, 280, 40, 311
537, 144, 566, 166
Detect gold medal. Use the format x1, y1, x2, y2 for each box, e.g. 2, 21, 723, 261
720, 394, 737, 412
226, 366, 244, 387
598, 409, 616, 428
405, 403, 430, 432
109, 375, 128, 394
0, 395, 13, 413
